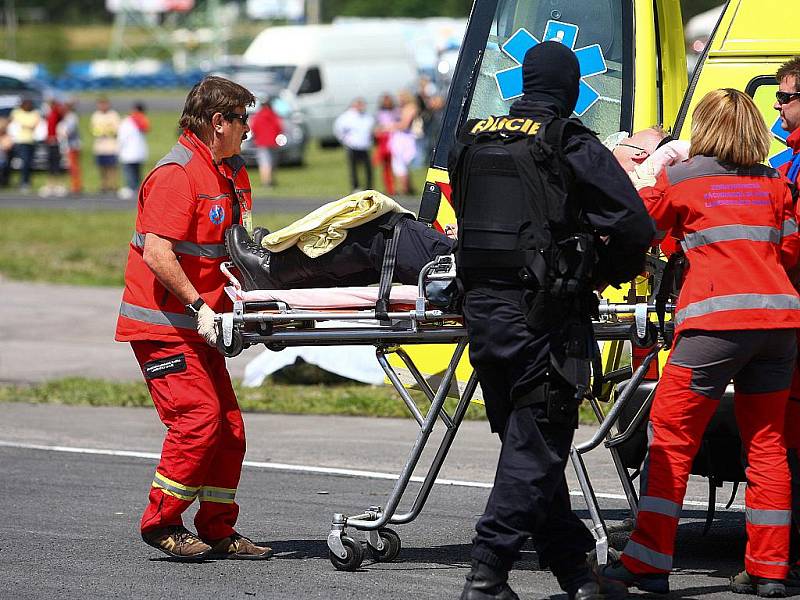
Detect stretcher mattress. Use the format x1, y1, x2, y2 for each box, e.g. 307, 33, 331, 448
224, 285, 420, 310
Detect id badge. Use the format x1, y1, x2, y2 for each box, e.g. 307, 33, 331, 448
241, 209, 253, 237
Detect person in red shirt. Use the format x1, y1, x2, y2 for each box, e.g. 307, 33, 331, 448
40, 97, 66, 197
115, 76, 272, 561
774, 56, 800, 587
248, 96, 283, 187
601, 89, 800, 597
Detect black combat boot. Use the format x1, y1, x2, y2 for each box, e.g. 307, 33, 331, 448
252, 226, 270, 247
225, 224, 279, 291
557, 561, 629, 600
460, 560, 520, 600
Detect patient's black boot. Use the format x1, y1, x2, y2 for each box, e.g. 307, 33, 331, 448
460, 560, 520, 600
225, 224, 279, 291
252, 227, 270, 247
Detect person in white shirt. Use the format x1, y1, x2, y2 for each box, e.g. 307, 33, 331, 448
333, 97, 375, 192
117, 102, 149, 199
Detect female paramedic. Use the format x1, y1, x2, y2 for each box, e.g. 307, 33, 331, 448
602, 88, 800, 597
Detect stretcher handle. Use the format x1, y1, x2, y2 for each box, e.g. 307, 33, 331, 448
574, 343, 661, 455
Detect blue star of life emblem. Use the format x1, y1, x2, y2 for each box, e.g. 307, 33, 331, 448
494, 20, 608, 116
768, 116, 794, 169
209, 205, 225, 225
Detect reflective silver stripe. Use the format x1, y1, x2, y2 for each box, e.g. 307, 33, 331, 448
675, 294, 800, 326
681, 225, 780, 251
130, 231, 228, 259
746, 554, 789, 567
746, 508, 791, 526
152, 472, 199, 500
783, 219, 798, 237
639, 496, 681, 519
119, 301, 196, 329
198, 487, 237, 502
623, 540, 672, 571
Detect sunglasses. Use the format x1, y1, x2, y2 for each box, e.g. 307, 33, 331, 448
224, 112, 249, 125
776, 91, 800, 105
617, 143, 649, 155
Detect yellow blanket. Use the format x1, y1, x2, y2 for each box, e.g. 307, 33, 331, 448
262, 190, 412, 258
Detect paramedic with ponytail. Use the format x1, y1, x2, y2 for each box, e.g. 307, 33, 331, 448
602, 88, 800, 597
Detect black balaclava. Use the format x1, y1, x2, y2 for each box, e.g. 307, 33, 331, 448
509, 41, 580, 118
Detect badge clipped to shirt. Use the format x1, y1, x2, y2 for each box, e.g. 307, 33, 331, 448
242, 208, 253, 236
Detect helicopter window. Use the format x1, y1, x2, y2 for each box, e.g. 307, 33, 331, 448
466, 0, 628, 141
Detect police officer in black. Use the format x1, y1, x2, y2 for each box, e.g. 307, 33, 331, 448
453, 42, 654, 600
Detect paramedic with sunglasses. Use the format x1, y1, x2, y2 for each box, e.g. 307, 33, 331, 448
116, 76, 272, 561
773, 56, 800, 591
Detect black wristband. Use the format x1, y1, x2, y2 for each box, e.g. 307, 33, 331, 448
185, 297, 206, 316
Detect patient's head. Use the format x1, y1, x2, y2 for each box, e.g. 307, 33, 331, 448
612, 127, 668, 173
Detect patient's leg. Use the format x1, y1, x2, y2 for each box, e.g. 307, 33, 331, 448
226, 214, 455, 290
275, 214, 456, 288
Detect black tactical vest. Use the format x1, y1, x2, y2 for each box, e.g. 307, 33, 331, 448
450, 114, 596, 295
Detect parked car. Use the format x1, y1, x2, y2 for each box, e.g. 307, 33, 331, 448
214, 63, 308, 166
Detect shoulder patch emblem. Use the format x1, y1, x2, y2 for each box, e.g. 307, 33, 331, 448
209, 205, 225, 225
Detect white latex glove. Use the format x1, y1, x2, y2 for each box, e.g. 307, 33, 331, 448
196, 303, 218, 347
629, 140, 691, 190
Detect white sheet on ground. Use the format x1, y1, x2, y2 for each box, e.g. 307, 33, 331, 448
242, 320, 385, 387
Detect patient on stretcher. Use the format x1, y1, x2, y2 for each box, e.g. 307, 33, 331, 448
225, 212, 456, 292
226, 128, 687, 293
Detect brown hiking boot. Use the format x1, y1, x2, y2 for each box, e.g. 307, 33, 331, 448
141, 525, 212, 561
206, 532, 273, 560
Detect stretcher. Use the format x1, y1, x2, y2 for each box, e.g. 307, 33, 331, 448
214, 255, 674, 572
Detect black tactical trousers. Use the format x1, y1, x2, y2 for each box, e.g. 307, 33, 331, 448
274, 213, 456, 288
462, 288, 594, 574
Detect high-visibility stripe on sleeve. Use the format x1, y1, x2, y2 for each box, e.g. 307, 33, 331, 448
131, 231, 228, 259
198, 485, 237, 504
746, 508, 791, 526
119, 301, 196, 329
783, 219, 798, 237
675, 294, 800, 326
681, 225, 780, 251
152, 471, 200, 502
624, 539, 673, 571
638, 496, 681, 519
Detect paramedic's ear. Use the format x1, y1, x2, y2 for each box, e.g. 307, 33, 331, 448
211, 112, 224, 133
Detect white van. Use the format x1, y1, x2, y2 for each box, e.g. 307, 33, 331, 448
242, 24, 418, 144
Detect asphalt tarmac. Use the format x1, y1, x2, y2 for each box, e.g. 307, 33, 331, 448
0, 402, 784, 600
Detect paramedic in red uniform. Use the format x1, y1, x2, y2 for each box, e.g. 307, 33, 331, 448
774, 56, 800, 587
601, 88, 800, 597
115, 76, 272, 561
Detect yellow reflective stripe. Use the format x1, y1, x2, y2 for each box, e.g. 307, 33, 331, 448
152, 471, 199, 501
198, 485, 237, 504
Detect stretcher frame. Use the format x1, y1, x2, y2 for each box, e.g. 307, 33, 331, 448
214, 257, 671, 571
215, 257, 479, 570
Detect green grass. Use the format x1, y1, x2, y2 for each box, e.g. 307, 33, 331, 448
0, 376, 489, 421
0, 375, 600, 424
10, 108, 430, 199
0, 208, 303, 286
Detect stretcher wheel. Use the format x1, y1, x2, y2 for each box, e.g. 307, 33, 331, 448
329, 535, 363, 571
371, 528, 401, 562
217, 329, 244, 358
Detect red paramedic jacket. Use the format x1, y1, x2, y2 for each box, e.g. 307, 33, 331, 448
642, 155, 800, 335
115, 130, 252, 343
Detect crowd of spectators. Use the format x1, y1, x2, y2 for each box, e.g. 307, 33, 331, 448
333, 76, 446, 197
